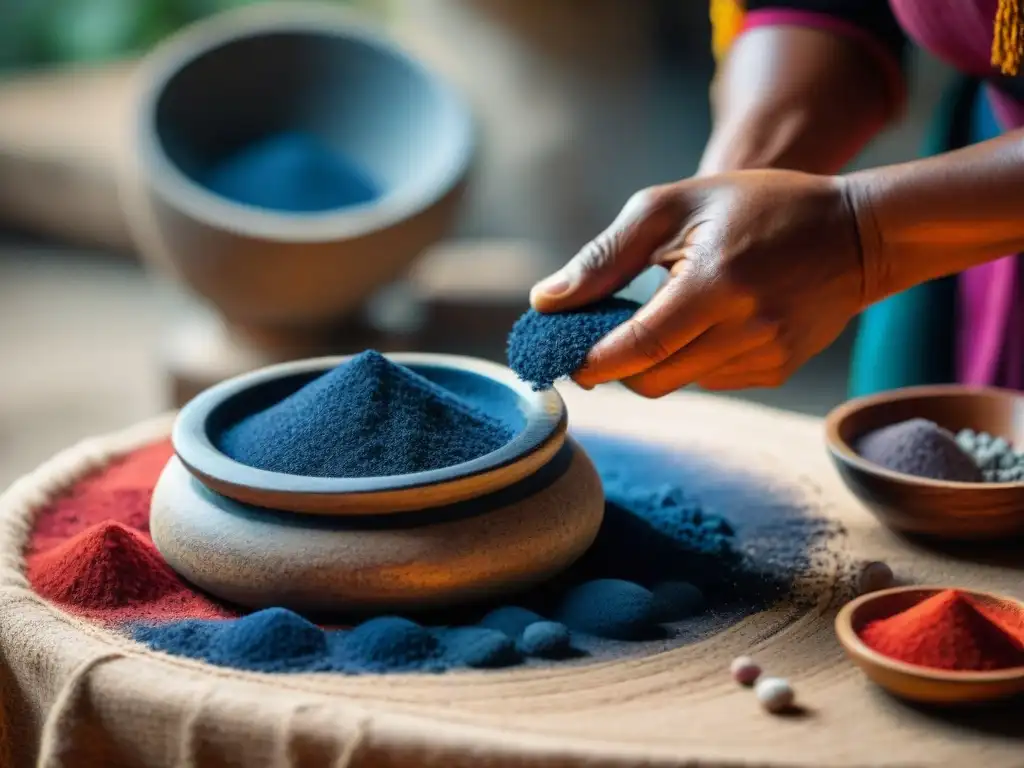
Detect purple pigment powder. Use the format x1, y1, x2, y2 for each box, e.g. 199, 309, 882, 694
856, 419, 983, 482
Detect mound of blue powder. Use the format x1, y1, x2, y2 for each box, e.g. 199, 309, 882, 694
218, 351, 515, 478
136, 610, 523, 673
506, 298, 641, 389
134, 456, 783, 673
202, 131, 379, 212
855, 418, 983, 482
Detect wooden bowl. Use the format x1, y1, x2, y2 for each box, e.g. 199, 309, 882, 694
172, 352, 566, 515
835, 586, 1024, 705
824, 385, 1024, 539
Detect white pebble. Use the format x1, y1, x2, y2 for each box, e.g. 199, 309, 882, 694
730, 656, 761, 686
755, 677, 795, 714
857, 561, 895, 595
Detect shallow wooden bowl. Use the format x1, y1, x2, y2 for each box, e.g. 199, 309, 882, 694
824, 385, 1024, 539
835, 585, 1024, 705
172, 352, 566, 516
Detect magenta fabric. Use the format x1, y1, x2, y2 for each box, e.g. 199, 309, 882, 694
740, 10, 907, 111
740, 1, 1024, 388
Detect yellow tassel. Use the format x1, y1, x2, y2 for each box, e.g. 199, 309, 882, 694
992, 0, 1024, 76
710, 0, 745, 63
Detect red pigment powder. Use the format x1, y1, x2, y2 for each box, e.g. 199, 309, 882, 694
859, 589, 1024, 672
26, 440, 235, 624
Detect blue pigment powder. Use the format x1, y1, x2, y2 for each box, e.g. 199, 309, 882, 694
507, 298, 641, 389
136, 354, 837, 674
134, 437, 834, 673
218, 351, 515, 478
201, 131, 379, 212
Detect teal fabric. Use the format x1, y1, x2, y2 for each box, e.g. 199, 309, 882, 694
847, 76, 990, 397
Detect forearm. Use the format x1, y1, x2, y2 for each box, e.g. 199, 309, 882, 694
849, 130, 1024, 303
698, 25, 900, 176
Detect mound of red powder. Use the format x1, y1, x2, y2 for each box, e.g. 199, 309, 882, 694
26, 441, 235, 624
859, 590, 1024, 672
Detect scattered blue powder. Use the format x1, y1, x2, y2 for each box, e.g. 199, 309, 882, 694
650, 582, 705, 623
478, 606, 544, 638
218, 351, 515, 478
201, 131, 379, 212
506, 298, 641, 389
518, 621, 572, 659
136, 437, 829, 674
555, 579, 657, 641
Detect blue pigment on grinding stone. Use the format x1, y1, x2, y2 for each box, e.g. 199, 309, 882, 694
218, 351, 514, 478
555, 579, 657, 641
650, 582, 705, 623
478, 606, 544, 638
518, 621, 572, 659
202, 131, 379, 212
135, 435, 836, 674
506, 298, 641, 389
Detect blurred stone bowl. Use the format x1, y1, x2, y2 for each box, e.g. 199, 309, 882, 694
123, 2, 473, 364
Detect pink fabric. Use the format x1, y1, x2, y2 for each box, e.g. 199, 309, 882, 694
890, 0, 1024, 127
744, 1, 1024, 389
740, 9, 907, 111
888, 1, 1023, 388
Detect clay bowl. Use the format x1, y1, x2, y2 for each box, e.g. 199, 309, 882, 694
172, 352, 567, 515
824, 385, 1024, 539
125, 1, 473, 331
836, 586, 1024, 705
152, 352, 606, 612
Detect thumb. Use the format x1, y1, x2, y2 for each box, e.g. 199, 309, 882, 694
529, 186, 680, 313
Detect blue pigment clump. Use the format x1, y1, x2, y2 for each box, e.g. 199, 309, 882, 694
218, 351, 514, 478
202, 131, 379, 212
555, 579, 657, 641
518, 621, 572, 659
437, 627, 521, 669
340, 617, 438, 671
478, 606, 544, 638
506, 298, 641, 389
650, 581, 705, 623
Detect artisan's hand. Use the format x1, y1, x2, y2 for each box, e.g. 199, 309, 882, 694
529, 170, 871, 396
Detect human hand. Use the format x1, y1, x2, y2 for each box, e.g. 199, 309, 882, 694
529, 169, 873, 396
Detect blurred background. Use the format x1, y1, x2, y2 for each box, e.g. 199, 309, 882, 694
0, 0, 951, 487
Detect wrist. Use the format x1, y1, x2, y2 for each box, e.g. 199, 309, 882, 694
838, 172, 888, 307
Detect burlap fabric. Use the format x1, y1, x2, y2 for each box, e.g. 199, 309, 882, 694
1, 388, 1022, 768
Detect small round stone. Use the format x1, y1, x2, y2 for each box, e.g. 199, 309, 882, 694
518, 621, 572, 659
729, 656, 761, 686
755, 677, 795, 714
857, 561, 895, 595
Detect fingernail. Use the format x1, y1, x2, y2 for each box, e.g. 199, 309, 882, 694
535, 273, 571, 298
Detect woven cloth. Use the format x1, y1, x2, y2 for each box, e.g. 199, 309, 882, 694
1, 387, 1022, 767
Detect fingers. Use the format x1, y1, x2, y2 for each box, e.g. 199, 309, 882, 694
619, 319, 778, 398
696, 344, 795, 391
573, 255, 738, 388
530, 188, 679, 314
